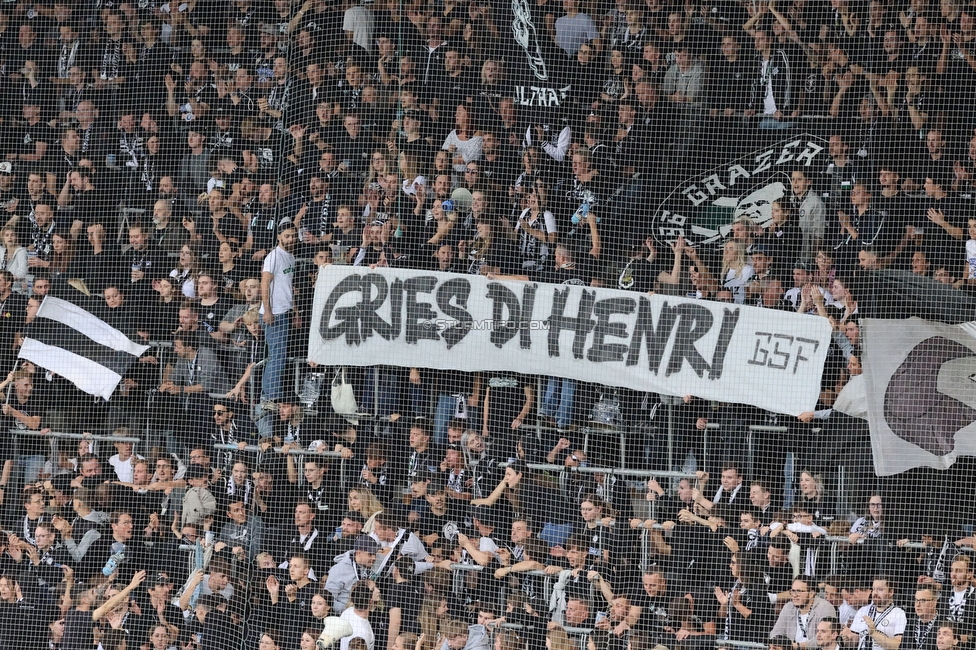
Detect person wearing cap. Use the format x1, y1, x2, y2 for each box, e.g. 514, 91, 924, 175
134, 572, 184, 640
181, 466, 216, 526
325, 535, 379, 612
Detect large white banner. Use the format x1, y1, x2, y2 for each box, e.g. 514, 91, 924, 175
863, 318, 976, 476
309, 267, 833, 416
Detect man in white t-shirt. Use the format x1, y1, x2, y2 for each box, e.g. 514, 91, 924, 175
260, 220, 297, 402
843, 576, 907, 650
108, 439, 144, 483
339, 582, 375, 650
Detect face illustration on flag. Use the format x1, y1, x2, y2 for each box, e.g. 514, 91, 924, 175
864, 319, 976, 475
652, 135, 827, 249
883, 337, 976, 457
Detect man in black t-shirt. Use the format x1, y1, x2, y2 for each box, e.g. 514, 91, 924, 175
294, 175, 333, 256
263, 502, 331, 579
396, 421, 442, 488
922, 173, 966, 270
416, 479, 463, 545
9, 100, 55, 171
245, 183, 280, 263
631, 570, 672, 643
286, 456, 343, 532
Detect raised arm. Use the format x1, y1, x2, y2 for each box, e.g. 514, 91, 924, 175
94, 571, 147, 621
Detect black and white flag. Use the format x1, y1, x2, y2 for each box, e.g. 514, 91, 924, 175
18, 296, 150, 400
864, 318, 976, 475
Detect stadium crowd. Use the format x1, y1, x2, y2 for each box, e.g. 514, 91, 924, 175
0, 0, 969, 650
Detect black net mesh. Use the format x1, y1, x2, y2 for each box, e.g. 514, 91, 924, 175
0, 2, 971, 650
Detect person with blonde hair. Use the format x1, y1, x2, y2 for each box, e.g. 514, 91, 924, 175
721, 240, 754, 304
417, 597, 449, 650
547, 625, 575, 650
348, 486, 384, 533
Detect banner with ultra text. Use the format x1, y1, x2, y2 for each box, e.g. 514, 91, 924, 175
308, 267, 833, 417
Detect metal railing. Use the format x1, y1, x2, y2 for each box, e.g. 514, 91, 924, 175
9, 429, 141, 443
212, 442, 349, 490
8, 428, 142, 471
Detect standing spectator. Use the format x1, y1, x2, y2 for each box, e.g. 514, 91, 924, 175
260, 221, 297, 403
344, 0, 375, 54
662, 45, 705, 173
744, 30, 795, 128
0, 272, 27, 373
720, 241, 754, 304
2, 369, 46, 483
790, 169, 826, 262
340, 583, 376, 650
